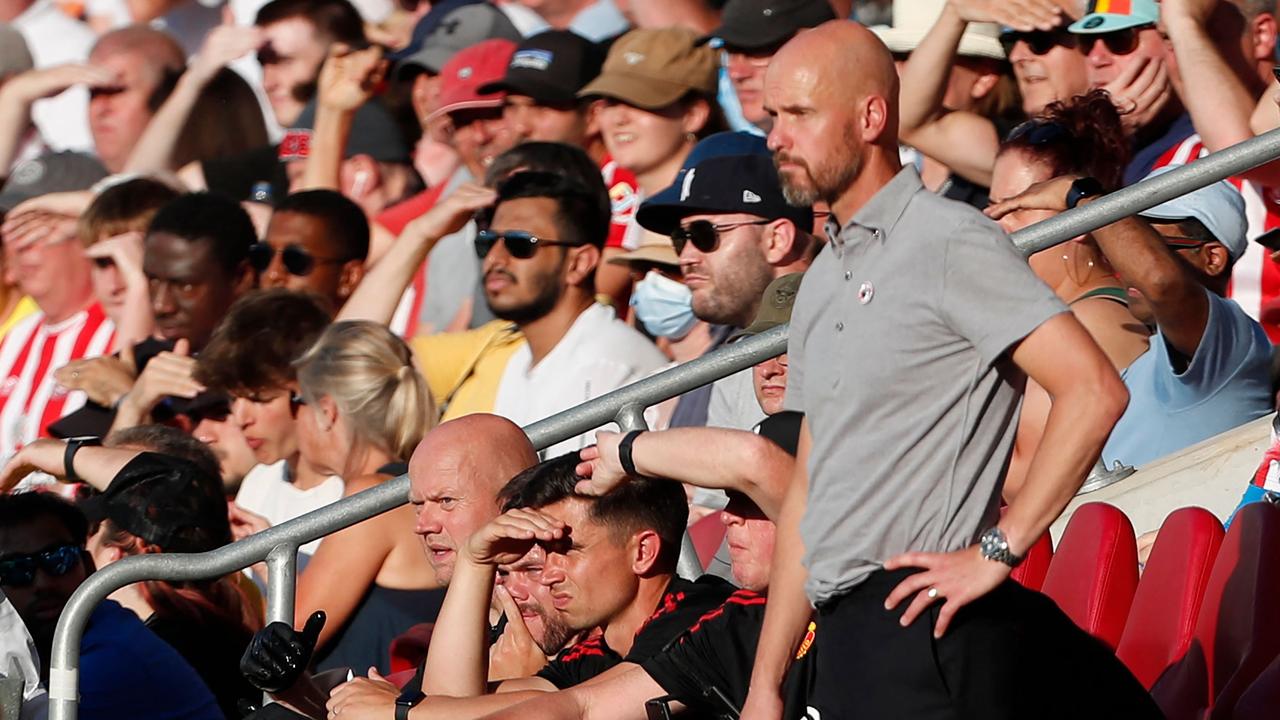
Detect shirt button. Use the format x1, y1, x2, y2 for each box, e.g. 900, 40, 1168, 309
836, 322, 844, 331
844, 271, 852, 280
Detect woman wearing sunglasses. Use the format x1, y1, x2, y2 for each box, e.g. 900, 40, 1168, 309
580, 28, 726, 245
281, 321, 441, 677
988, 90, 1150, 500
891, 0, 1043, 205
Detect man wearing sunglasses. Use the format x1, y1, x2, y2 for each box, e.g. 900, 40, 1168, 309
0, 491, 223, 719
253, 189, 368, 311
1000, 1, 1091, 116
482, 170, 666, 458
1069, 0, 1199, 185
636, 151, 816, 432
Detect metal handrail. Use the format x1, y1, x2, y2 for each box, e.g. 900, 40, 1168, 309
45, 126, 1280, 719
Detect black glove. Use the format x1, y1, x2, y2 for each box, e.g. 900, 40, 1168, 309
240, 610, 326, 693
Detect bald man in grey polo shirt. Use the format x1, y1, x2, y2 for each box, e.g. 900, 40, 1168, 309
738, 18, 1161, 720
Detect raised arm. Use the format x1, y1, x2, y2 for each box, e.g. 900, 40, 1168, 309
299, 43, 386, 192
899, 0, 1062, 187
125, 24, 264, 174
576, 428, 793, 518
987, 175, 1210, 357
0, 65, 116, 179
336, 183, 496, 324
739, 419, 812, 720
0, 440, 142, 493
1160, 0, 1280, 185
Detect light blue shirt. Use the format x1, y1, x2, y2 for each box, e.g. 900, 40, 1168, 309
1103, 290, 1273, 468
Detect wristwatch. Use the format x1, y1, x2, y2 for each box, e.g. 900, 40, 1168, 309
395, 688, 426, 720
1065, 176, 1104, 210
979, 527, 1024, 568
63, 436, 102, 483
618, 430, 646, 477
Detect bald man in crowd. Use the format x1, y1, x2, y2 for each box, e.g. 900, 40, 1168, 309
737, 20, 1160, 720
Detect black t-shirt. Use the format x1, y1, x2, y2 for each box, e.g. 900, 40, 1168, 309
147, 611, 258, 720
536, 575, 735, 690
642, 589, 819, 719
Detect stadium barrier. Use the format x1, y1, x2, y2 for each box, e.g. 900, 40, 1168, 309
45, 126, 1280, 719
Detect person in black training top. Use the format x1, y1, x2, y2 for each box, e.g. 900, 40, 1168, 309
324, 453, 734, 719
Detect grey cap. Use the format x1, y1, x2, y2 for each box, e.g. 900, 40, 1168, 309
0, 23, 33, 78
0, 152, 108, 214
396, 3, 522, 79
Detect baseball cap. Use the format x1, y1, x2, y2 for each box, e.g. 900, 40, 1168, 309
79, 452, 232, 554
702, 0, 835, 51
428, 38, 518, 122
871, 0, 1005, 60
477, 30, 605, 106
279, 100, 410, 164
0, 152, 107, 214
731, 272, 803, 340
1137, 166, 1247, 261
1069, 0, 1159, 34
754, 410, 804, 457
396, 2, 521, 80
0, 23, 33, 78
577, 28, 718, 110
637, 153, 813, 237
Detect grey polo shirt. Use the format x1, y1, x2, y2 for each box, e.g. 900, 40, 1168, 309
786, 167, 1066, 606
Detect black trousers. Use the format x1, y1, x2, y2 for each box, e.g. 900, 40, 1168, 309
807, 568, 1163, 720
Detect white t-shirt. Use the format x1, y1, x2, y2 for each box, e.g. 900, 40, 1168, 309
234, 461, 344, 557
12, 0, 95, 154
0, 589, 46, 719
493, 302, 667, 458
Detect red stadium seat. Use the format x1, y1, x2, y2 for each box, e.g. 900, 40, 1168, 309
388, 623, 435, 675
689, 511, 727, 569
1151, 502, 1280, 720
1009, 530, 1052, 591
1040, 502, 1138, 649
1116, 507, 1224, 689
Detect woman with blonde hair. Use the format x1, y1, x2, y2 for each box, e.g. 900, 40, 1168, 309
275, 320, 441, 675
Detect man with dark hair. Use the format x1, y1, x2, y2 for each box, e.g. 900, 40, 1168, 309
106, 423, 223, 483
253, 0, 366, 129
253, 190, 369, 309
326, 452, 733, 719
0, 491, 223, 719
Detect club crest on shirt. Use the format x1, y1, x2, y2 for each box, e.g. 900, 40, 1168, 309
795, 621, 816, 659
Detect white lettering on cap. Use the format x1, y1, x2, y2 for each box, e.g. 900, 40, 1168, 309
458, 66, 473, 79
624, 51, 645, 65
680, 168, 696, 201
743, 190, 762, 203
511, 49, 553, 71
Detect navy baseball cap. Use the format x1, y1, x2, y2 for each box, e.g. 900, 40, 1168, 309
637, 153, 813, 237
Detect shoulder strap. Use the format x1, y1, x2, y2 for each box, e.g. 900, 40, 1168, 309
1069, 286, 1131, 307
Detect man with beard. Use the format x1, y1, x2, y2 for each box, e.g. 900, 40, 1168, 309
738, 20, 1158, 719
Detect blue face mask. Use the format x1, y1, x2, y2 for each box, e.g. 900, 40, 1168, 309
631, 270, 698, 340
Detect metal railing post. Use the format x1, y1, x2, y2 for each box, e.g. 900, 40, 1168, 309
45, 126, 1280, 720
265, 544, 299, 625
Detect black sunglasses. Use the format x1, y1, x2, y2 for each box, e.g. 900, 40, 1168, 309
0, 544, 82, 588
474, 230, 581, 260
1000, 29, 1079, 57
1080, 25, 1152, 56
248, 243, 347, 277
671, 219, 771, 255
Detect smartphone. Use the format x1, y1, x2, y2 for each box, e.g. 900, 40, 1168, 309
1256, 227, 1280, 252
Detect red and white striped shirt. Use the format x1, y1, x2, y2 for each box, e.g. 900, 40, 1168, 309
1150, 134, 1280, 343
0, 303, 115, 459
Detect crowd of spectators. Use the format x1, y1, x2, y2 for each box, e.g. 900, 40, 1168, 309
2, 0, 1280, 717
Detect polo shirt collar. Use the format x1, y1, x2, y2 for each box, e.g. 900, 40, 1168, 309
826, 166, 924, 244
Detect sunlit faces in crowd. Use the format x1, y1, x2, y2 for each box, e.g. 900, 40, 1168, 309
480, 196, 597, 325
503, 95, 590, 146
86, 30, 185, 173
597, 97, 709, 186
536, 497, 646, 632
498, 544, 576, 655
143, 232, 248, 349
410, 456, 501, 585
724, 45, 775, 130
1002, 28, 1089, 115
451, 107, 517, 176
676, 212, 779, 327
753, 353, 788, 416
721, 491, 775, 592
231, 388, 300, 466
1080, 24, 1166, 90
257, 17, 329, 127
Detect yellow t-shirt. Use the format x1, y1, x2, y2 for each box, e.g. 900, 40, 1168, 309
410, 320, 525, 422
0, 296, 38, 339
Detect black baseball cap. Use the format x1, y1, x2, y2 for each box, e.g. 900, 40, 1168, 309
80, 452, 232, 554
702, 0, 835, 51
637, 153, 813, 237
279, 99, 410, 164
754, 410, 804, 457
477, 30, 605, 106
